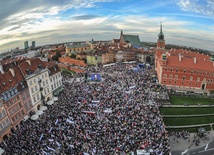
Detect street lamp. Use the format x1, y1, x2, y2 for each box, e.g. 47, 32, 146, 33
95, 54, 98, 72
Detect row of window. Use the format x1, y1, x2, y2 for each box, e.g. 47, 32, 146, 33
51, 80, 61, 91
31, 79, 49, 94
24, 100, 32, 111
50, 73, 61, 82
163, 80, 199, 86
33, 87, 50, 103
6, 95, 20, 108
11, 110, 25, 123
0, 110, 7, 120
29, 73, 48, 85
8, 102, 22, 115
0, 118, 10, 130
2, 88, 18, 101
163, 74, 213, 83
164, 68, 214, 76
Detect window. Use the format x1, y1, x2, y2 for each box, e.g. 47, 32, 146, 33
37, 94, 40, 101
30, 81, 32, 85
19, 102, 22, 108
203, 78, 206, 82
174, 81, 177, 84
182, 76, 186, 80
191, 70, 194, 74
169, 75, 173, 79
174, 75, 178, 79
35, 86, 38, 91
163, 81, 166, 83
169, 81, 171, 83
190, 77, 193, 81
189, 82, 191, 85
44, 89, 47, 95
197, 77, 200, 82
42, 74, 44, 79
45, 73, 47, 77
164, 74, 167, 78
34, 79, 36, 83
46, 80, 48, 85
33, 96, 36, 103
176, 69, 178, 72
31, 88, 34, 94
47, 88, 50, 93
170, 68, 173, 72
165, 68, 167, 71
183, 70, 186, 73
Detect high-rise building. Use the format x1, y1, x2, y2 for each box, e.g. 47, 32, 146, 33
24, 41, 29, 49
32, 41, 36, 48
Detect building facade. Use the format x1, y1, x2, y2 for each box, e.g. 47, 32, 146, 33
0, 57, 63, 141
155, 24, 214, 91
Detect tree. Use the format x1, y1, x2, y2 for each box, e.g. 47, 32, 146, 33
52, 55, 58, 61
70, 53, 76, 59
56, 51, 61, 57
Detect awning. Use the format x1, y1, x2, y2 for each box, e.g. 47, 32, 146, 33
31, 114, 39, 120
0, 147, 4, 155
198, 127, 206, 134
47, 100, 54, 105
40, 106, 47, 111
36, 110, 43, 115
52, 97, 58, 101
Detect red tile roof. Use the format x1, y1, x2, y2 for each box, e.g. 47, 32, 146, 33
157, 49, 214, 72
58, 57, 87, 67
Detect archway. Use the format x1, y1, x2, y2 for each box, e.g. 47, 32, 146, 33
201, 84, 205, 90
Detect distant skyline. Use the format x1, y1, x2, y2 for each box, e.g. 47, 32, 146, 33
0, 0, 213, 52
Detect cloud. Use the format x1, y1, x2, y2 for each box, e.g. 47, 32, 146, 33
72, 15, 101, 20
173, 0, 214, 17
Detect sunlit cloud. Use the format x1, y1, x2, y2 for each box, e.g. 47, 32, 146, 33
0, 0, 213, 52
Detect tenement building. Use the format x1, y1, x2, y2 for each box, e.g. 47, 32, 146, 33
0, 58, 62, 141
155, 24, 214, 91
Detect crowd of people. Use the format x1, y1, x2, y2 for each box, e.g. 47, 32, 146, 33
0, 62, 171, 155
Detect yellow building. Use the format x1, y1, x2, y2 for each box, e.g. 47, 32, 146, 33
102, 51, 115, 64
66, 44, 90, 55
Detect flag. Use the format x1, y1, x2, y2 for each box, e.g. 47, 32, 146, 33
39, 133, 43, 141
55, 119, 58, 125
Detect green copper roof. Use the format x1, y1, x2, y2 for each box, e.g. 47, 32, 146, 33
123, 35, 143, 47
158, 23, 164, 40
67, 44, 89, 49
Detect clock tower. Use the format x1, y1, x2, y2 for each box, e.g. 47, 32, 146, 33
157, 23, 165, 50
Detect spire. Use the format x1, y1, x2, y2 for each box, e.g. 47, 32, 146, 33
160, 21, 162, 32
120, 30, 123, 36
158, 22, 164, 40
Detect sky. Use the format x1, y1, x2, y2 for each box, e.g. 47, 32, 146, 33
0, 0, 214, 52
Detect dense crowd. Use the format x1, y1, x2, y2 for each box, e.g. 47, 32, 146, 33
0, 62, 170, 155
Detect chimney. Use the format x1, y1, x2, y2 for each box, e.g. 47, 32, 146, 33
26, 59, 31, 66
179, 53, 182, 61
193, 57, 196, 64
9, 68, 15, 77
